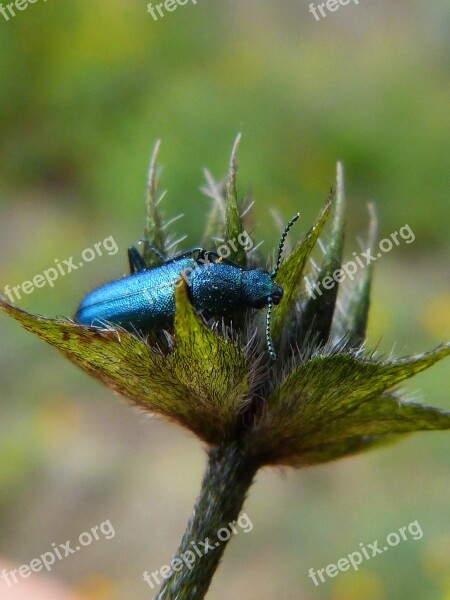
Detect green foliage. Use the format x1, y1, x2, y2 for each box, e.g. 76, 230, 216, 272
143, 139, 167, 267
224, 134, 246, 266
270, 196, 331, 341
0, 283, 249, 445
252, 345, 450, 466
299, 162, 345, 346
1, 145, 449, 472
334, 203, 378, 347
171, 280, 250, 442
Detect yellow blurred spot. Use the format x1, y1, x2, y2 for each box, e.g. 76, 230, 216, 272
421, 293, 450, 338
331, 570, 384, 600
444, 578, 450, 600
422, 533, 450, 579
34, 397, 81, 446
53, 2, 152, 72
73, 574, 118, 600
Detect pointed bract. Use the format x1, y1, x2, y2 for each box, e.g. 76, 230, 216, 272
271, 198, 332, 342
333, 203, 378, 347
299, 163, 345, 348
225, 134, 246, 266
201, 169, 227, 246
170, 281, 250, 441
143, 139, 166, 266
250, 344, 450, 465
0, 294, 250, 445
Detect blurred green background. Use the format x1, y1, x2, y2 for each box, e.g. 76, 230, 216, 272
0, 1, 449, 599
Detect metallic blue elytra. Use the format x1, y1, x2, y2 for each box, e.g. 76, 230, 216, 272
75, 213, 299, 359
76, 257, 197, 330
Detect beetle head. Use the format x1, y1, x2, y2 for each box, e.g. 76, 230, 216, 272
242, 269, 283, 308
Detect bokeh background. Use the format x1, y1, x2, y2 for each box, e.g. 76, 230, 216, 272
0, 1, 449, 599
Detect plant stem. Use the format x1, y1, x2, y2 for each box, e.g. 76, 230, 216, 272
155, 440, 259, 600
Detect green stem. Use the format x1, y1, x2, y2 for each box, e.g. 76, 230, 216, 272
155, 441, 259, 600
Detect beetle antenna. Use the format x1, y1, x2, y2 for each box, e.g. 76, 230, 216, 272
271, 213, 300, 279
266, 299, 276, 360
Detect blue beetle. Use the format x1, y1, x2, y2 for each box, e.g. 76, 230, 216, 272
75, 214, 299, 358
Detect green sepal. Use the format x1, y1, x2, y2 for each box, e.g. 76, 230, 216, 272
333, 203, 378, 346
201, 169, 227, 247
299, 163, 345, 347
251, 344, 450, 466
142, 139, 166, 267
290, 434, 399, 467
224, 134, 246, 266
270, 198, 332, 342
170, 280, 250, 442
0, 291, 250, 446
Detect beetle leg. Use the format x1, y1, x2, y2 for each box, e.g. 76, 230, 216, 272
128, 247, 148, 274
173, 249, 242, 268
184, 249, 224, 265
138, 239, 167, 265
166, 247, 205, 263
201, 253, 243, 268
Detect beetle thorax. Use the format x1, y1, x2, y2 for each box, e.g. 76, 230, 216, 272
241, 269, 281, 309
